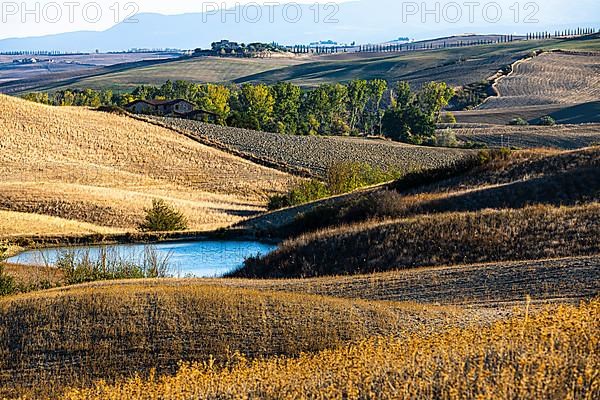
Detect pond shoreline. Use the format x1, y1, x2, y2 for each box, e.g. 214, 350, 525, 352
2, 228, 282, 257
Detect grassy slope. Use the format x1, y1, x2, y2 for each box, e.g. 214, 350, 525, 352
234, 203, 600, 278
44, 254, 599, 307
0, 284, 465, 397
0, 95, 294, 237
233, 148, 600, 278
243, 147, 600, 237
237, 37, 600, 87
65, 299, 599, 400
35, 56, 310, 93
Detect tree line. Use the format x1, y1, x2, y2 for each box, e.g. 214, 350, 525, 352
23, 79, 455, 144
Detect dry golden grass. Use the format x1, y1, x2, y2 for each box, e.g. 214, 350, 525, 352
0, 283, 470, 398
0, 94, 295, 236
2, 263, 63, 288
254, 147, 599, 239
63, 299, 599, 400
236, 203, 600, 278
48, 254, 599, 307
0, 210, 122, 237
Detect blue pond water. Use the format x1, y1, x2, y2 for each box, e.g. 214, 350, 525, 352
6, 240, 277, 278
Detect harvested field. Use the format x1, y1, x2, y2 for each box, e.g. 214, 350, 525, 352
480, 52, 600, 109
149, 117, 473, 177
0, 284, 466, 397
451, 123, 600, 149
453, 102, 600, 125
0, 95, 295, 237
0, 52, 179, 86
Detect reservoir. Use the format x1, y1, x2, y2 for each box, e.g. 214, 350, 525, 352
5, 240, 277, 278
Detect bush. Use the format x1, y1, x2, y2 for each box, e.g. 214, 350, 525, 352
433, 128, 459, 147
439, 112, 457, 124
57, 247, 171, 285
0, 244, 17, 296
268, 180, 330, 210
537, 116, 556, 126
0, 266, 16, 297
139, 199, 188, 232
96, 105, 128, 116
477, 147, 512, 165
269, 163, 402, 210
509, 117, 529, 126
327, 162, 401, 195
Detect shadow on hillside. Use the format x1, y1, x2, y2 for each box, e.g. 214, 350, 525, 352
411, 168, 599, 215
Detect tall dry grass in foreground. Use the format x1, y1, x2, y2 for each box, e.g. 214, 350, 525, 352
0, 284, 462, 397
64, 299, 599, 400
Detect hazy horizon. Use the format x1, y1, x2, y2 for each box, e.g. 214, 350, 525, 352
0, 0, 597, 51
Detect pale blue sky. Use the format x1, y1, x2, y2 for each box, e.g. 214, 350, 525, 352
1, 0, 597, 40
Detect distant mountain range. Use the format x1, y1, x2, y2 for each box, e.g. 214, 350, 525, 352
0, 0, 597, 52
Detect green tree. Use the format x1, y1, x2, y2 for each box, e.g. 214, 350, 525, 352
301, 83, 348, 135
139, 199, 188, 232
270, 82, 301, 133
196, 84, 231, 125
366, 79, 388, 135
382, 81, 438, 143
230, 84, 275, 131
22, 92, 50, 104
418, 81, 455, 122
346, 80, 369, 133
160, 80, 175, 99
132, 85, 158, 100
100, 89, 114, 106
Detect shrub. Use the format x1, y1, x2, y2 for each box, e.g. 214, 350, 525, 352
537, 116, 557, 126
0, 244, 16, 297
139, 199, 188, 232
439, 112, 457, 124
477, 147, 512, 165
269, 163, 402, 210
268, 180, 330, 210
433, 128, 459, 147
57, 247, 171, 285
0, 266, 16, 297
327, 162, 401, 195
509, 117, 529, 126
96, 105, 128, 116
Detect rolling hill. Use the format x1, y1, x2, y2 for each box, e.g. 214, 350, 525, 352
451, 123, 600, 149
0, 95, 295, 238
3, 36, 599, 96
480, 51, 600, 109
148, 117, 473, 177
0, 283, 466, 397
15, 40, 549, 93
232, 147, 600, 278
